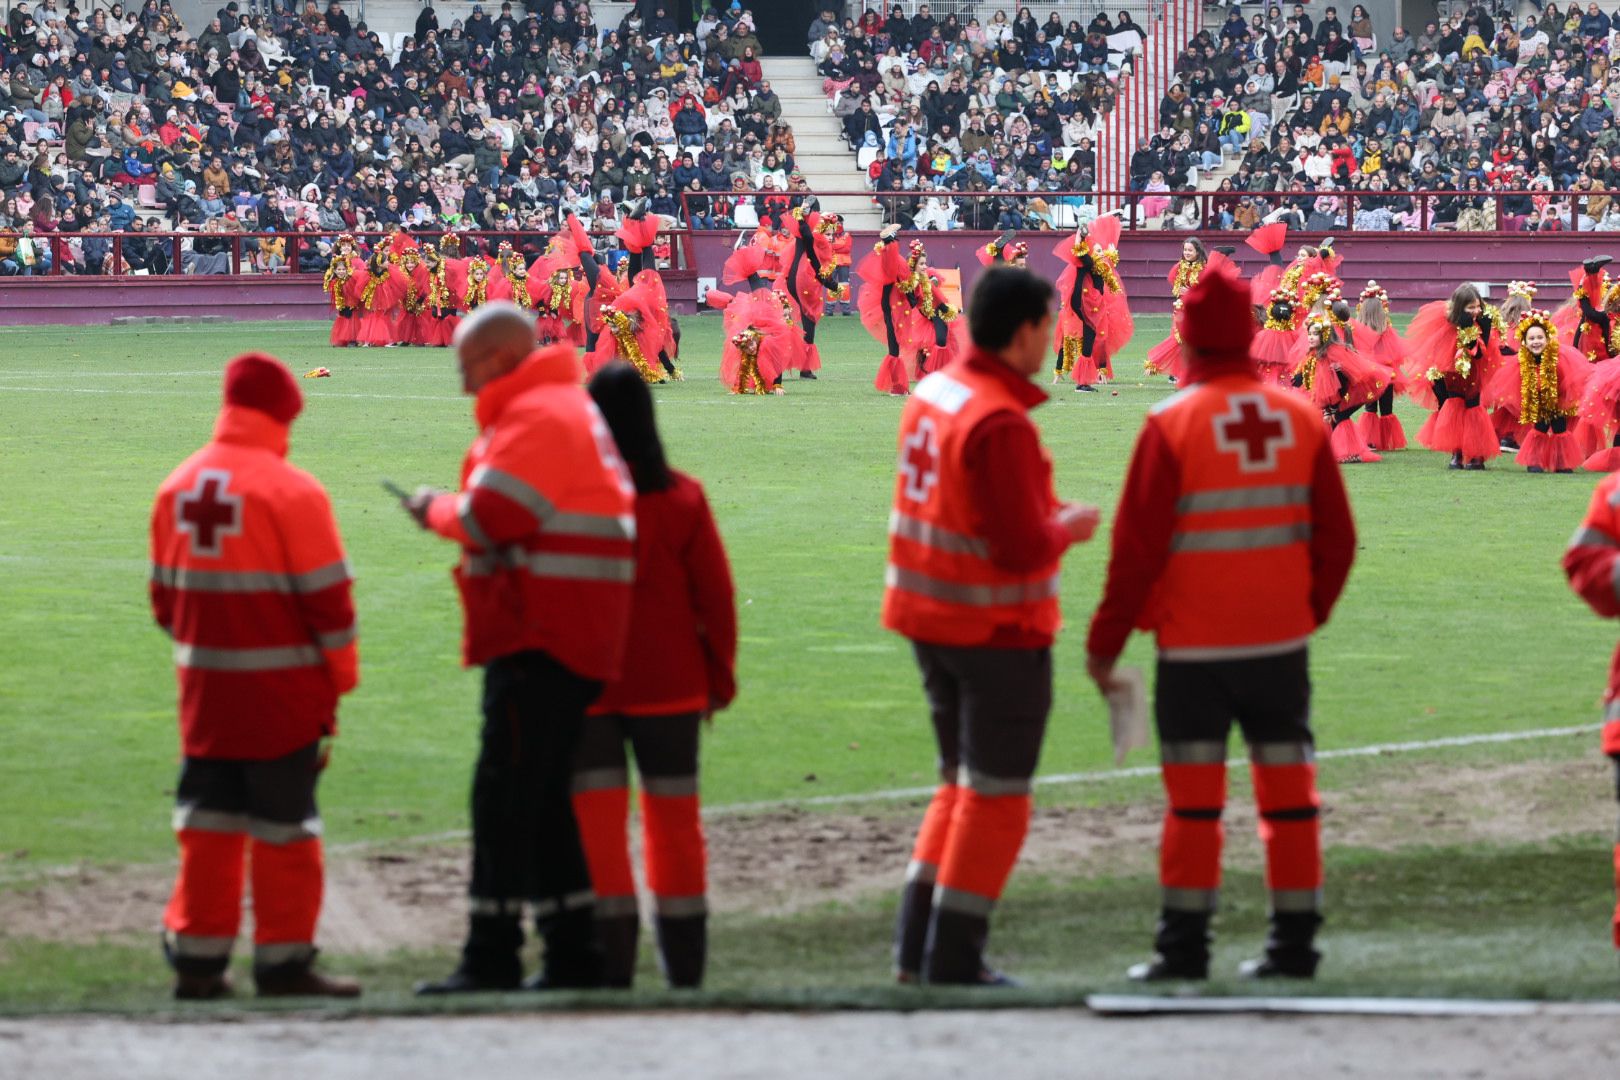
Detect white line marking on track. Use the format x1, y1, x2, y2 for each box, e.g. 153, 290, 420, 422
0, 383, 909, 407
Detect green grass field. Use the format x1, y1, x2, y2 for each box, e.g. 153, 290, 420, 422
2, 313, 1618, 1012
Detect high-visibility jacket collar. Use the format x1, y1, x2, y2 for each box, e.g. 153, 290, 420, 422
962, 346, 1048, 410
475, 344, 583, 429
1186, 351, 1260, 386
212, 404, 289, 458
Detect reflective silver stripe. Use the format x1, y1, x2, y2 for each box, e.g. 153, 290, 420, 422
905, 859, 938, 885
957, 765, 1033, 796
150, 566, 290, 593
468, 897, 526, 917
1612, 558, 1620, 608
457, 491, 496, 553
550, 510, 637, 541
1161, 886, 1220, 912
1249, 742, 1315, 766
595, 894, 641, 919
655, 895, 709, 918
884, 564, 1059, 607
248, 816, 324, 844
293, 559, 354, 592
464, 548, 636, 583
1160, 741, 1228, 765
1569, 526, 1620, 551
469, 464, 555, 522
174, 642, 324, 671
1269, 888, 1322, 914
932, 885, 996, 918
316, 624, 357, 650
254, 942, 315, 966
1176, 485, 1311, 514
532, 889, 597, 918
573, 767, 631, 793
1606, 699, 1620, 723
168, 932, 235, 958
1169, 523, 1312, 553
1158, 637, 1310, 663
173, 805, 250, 834
643, 775, 699, 798
888, 510, 990, 558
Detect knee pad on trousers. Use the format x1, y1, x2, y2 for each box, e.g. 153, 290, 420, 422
165, 829, 248, 968
640, 787, 706, 902
1160, 760, 1227, 903
1250, 746, 1323, 898
250, 836, 323, 949
936, 790, 1032, 904
572, 785, 636, 900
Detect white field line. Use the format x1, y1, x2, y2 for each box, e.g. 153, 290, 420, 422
0, 383, 914, 407
0, 369, 432, 378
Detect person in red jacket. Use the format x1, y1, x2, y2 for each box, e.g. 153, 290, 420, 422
1086, 269, 1357, 982
407, 302, 637, 994
882, 266, 1102, 985
148, 353, 360, 1000
1564, 477, 1620, 948
570, 362, 738, 989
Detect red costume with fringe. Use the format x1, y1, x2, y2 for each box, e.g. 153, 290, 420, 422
1351, 291, 1409, 451
355, 253, 407, 347
1486, 319, 1589, 472
1052, 217, 1134, 386
1402, 301, 1503, 463
775, 210, 836, 374
323, 251, 364, 347
859, 237, 915, 395
1245, 221, 1289, 308
1145, 254, 1208, 379
707, 288, 797, 393
586, 274, 667, 383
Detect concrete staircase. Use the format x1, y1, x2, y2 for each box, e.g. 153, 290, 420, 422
761, 56, 884, 230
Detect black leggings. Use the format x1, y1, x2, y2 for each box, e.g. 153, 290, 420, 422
1056, 278, 1097, 372
881, 283, 901, 355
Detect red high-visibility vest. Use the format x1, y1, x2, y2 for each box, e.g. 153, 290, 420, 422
1142, 373, 1325, 659
881, 364, 1061, 646
149, 405, 358, 760
426, 345, 636, 680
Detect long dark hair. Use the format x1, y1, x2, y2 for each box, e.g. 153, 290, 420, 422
588, 362, 672, 494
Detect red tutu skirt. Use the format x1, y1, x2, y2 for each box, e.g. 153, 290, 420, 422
357, 309, 395, 346
1417, 399, 1501, 460
1581, 358, 1620, 430
1516, 429, 1583, 471
1249, 264, 1282, 309
330, 312, 358, 347
1145, 332, 1181, 377
428, 313, 456, 347
1358, 412, 1407, 450
874, 354, 909, 395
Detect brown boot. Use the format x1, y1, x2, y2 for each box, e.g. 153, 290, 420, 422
255, 965, 362, 998
173, 972, 233, 1001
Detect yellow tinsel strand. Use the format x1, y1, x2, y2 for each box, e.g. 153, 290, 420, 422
463, 263, 489, 310
1170, 258, 1201, 297
1061, 335, 1081, 376
603, 308, 664, 384
1094, 247, 1123, 294
1297, 352, 1317, 393
550, 275, 571, 316
732, 329, 767, 394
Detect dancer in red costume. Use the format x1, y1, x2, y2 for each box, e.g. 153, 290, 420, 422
775, 206, 837, 380
1290, 305, 1387, 464
587, 266, 670, 384
1144, 238, 1207, 380
1480, 282, 1537, 451
1245, 220, 1289, 310
722, 240, 804, 390
894, 237, 966, 382
706, 285, 796, 395
1252, 287, 1299, 386
530, 246, 589, 347
1486, 308, 1590, 473
323, 234, 364, 347
1555, 256, 1617, 362
975, 230, 1029, 268
421, 243, 456, 347
393, 246, 433, 346
860, 224, 919, 396
1403, 283, 1503, 470
827, 215, 854, 315
1351, 282, 1408, 450
1052, 215, 1133, 392
355, 244, 408, 347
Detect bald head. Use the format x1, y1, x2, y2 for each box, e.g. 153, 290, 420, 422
453, 301, 536, 393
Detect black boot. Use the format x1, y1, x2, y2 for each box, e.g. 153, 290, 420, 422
655, 913, 707, 989
893, 877, 935, 982
416, 913, 524, 994
1239, 910, 1322, 978
1586, 254, 1614, 274
1448, 451, 1464, 470
1127, 909, 1211, 981
525, 906, 605, 990
595, 911, 641, 989
922, 905, 1003, 985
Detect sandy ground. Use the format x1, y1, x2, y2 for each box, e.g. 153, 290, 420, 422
1, 757, 1606, 954
4, 1008, 1620, 1079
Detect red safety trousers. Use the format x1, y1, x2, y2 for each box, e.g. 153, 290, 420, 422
572, 712, 708, 988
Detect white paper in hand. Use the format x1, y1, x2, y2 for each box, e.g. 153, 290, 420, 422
1106, 666, 1149, 767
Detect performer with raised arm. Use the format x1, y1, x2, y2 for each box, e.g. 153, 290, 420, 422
1052, 215, 1132, 392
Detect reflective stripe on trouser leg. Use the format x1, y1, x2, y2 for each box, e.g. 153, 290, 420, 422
1160, 754, 1227, 913
1250, 746, 1323, 913
164, 829, 247, 976
895, 783, 959, 977
249, 836, 323, 972
924, 791, 1033, 983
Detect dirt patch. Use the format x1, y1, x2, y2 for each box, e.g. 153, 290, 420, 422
1, 757, 1607, 955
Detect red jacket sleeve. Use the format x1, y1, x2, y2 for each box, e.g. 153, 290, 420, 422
1565, 479, 1620, 619
684, 485, 738, 709
1086, 420, 1181, 661
1307, 438, 1357, 625
282, 481, 359, 698
964, 412, 1070, 574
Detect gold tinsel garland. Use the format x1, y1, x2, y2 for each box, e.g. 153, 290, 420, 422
360, 266, 384, 312
1263, 308, 1294, 332
1296, 352, 1318, 393
1061, 334, 1082, 376
428, 267, 451, 312
603, 308, 664, 383
731, 329, 767, 394
1093, 246, 1123, 293
402, 280, 426, 316
463, 262, 489, 309
323, 260, 350, 306
1170, 257, 1202, 297
1519, 343, 1560, 425
550, 274, 571, 315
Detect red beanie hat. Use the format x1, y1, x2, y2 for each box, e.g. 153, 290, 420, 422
1180, 270, 1256, 358
223, 353, 302, 425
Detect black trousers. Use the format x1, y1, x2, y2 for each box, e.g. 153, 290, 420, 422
463, 649, 603, 981
1155, 648, 1313, 746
